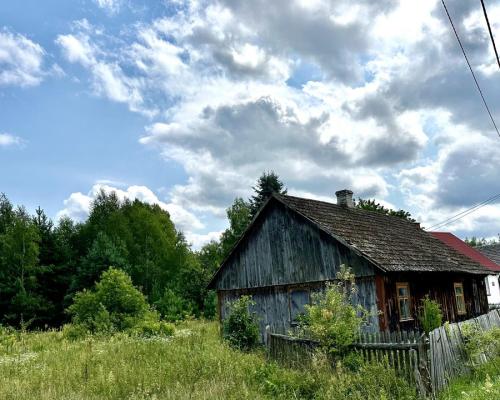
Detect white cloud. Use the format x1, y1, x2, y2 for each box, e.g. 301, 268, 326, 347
0, 133, 24, 148
93, 0, 122, 14
0, 28, 46, 87
57, 183, 206, 244
55, 0, 500, 240
56, 29, 151, 116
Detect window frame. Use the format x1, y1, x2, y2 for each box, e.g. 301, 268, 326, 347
396, 282, 413, 322
454, 282, 466, 315
486, 277, 491, 296
288, 286, 311, 326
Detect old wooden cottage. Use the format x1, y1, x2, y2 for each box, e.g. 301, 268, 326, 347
208, 190, 489, 341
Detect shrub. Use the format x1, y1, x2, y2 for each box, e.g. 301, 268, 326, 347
129, 311, 175, 338
154, 288, 193, 322
299, 265, 369, 358
222, 295, 259, 351
67, 267, 172, 337
61, 323, 89, 341
418, 295, 443, 334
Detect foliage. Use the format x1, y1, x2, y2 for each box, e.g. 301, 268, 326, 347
461, 324, 500, 362
67, 268, 155, 334
0, 191, 209, 329
0, 320, 418, 400
418, 295, 443, 334
298, 265, 369, 358
219, 197, 252, 258
464, 235, 500, 248
438, 356, 500, 400
250, 171, 287, 217
356, 198, 416, 222
154, 288, 193, 322
222, 295, 260, 351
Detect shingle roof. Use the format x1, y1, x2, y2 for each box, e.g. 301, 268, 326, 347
478, 243, 500, 266
275, 194, 488, 275
431, 232, 500, 272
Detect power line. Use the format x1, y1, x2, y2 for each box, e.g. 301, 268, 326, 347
480, 0, 500, 70
441, 0, 500, 138
425, 192, 500, 231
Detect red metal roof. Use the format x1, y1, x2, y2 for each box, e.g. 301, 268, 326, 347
431, 232, 500, 272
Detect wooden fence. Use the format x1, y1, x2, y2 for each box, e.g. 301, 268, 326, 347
429, 308, 500, 392
267, 329, 430, 395
267, 309, 500, 396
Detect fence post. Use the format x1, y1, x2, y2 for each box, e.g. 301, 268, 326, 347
416, 333, 432, 397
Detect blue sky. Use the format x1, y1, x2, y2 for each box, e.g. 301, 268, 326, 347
1, 0, 500, 247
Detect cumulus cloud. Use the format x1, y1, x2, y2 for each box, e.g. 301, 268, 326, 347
0, 133, 24, 148
0, 28, 46, 87
56, 0, 500, 239
57, 183, 203, 232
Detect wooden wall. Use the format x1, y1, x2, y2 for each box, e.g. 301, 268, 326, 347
214, 201, 375, 291
379, 272, 489, 331
219, 277, 380, 343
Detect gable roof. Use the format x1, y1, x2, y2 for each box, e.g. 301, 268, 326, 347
276, 195, 487, 275
208, 194, 488, 288
431, 232, 500, 273
478, 243, 500, 266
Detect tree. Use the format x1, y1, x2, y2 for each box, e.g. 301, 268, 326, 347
220, 198, 252, 258
249, 171, 287, 217
0, 207, 45, 327
0, 193, 14, 235
464, 236, 499, 248
356, 198, 416, 222
70, 231, 129, 296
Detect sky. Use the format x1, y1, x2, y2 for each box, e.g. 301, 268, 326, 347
1, 0, 500, 248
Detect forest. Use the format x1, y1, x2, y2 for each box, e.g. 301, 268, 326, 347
0, 172, 288, 330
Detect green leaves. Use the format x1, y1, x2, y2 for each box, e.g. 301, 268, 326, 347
68, 267, 151, 334
222, 295, 260, 351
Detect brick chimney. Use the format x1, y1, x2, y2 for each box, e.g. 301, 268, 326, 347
336, 189, 354, 208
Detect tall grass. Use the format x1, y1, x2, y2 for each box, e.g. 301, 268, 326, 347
438, 357, 500, 400
0, 320, 417, 399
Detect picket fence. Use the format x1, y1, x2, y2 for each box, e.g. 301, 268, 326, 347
267, 309, 500, 396
429, 308, 500, 392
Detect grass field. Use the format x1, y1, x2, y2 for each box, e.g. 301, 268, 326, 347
0, 320, 498, 399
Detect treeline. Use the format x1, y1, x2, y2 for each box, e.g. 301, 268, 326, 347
0, 172, 287, 330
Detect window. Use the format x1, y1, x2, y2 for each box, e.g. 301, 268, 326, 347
396, 282, 412, 321
486, 277, 491, 296
289, 289, 310, 325
454, 282, 466, 315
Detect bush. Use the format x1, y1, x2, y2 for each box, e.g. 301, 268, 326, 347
67, 267, 172, 337
61, 323, 89, 341
222, 295, 259, 351
418, 295, 443, 334
129, 311, 175, 338
154, 288, 193, 322
299, 265, 369, 358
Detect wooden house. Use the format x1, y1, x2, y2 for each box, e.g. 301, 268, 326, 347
208, 190, 489, 341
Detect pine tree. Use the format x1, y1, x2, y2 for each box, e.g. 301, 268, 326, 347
249, 171, 287, 217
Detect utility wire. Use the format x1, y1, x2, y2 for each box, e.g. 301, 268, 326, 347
441, 0, 500, 138
480, 0, 500, 70
425, 192, 500, 231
